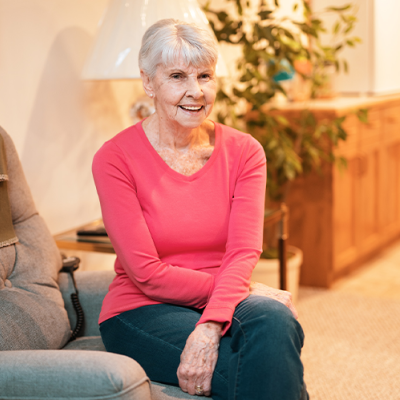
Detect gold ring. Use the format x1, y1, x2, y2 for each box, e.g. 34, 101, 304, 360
195, 385, 204, 395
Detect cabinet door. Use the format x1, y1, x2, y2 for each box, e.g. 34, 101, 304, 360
381, 105, 400, 236
333, 114, 359, 272
333, 159, 357, 271
355, 110, 381, 254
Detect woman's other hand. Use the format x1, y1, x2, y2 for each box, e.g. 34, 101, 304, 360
249, 281, 299, 319
177, 321, 222, 396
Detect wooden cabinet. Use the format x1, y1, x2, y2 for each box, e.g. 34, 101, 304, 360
275, 94, 400, 287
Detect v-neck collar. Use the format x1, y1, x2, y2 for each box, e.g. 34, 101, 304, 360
137, 120, 221, 182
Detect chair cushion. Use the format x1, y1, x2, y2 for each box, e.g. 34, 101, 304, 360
62, 336, 106, 351
0, 127, 71, 350
151, 382, 209, 400
0, 350, 151, 400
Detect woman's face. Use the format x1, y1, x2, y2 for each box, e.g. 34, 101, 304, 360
144, 56, 217, 130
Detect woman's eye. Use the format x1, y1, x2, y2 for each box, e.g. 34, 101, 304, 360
171, 74, 181, 79
201, 74, 210, 80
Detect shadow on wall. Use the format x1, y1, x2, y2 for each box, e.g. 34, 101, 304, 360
21, 26, 126, 234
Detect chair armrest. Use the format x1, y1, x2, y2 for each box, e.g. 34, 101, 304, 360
0, 350, 151, 400
58, 270, 115, 337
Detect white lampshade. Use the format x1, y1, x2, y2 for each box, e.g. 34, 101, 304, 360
82, 0, 228, 80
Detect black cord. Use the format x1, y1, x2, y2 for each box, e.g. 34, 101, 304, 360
69, 291, 84, 341
60, 256, 85, 342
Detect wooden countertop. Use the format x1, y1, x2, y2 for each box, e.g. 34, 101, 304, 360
266, 92, 400, 114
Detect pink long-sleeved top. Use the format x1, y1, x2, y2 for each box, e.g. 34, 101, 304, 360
92, 121, 266, 335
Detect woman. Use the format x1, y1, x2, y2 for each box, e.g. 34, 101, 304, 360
93, 19, 307, 400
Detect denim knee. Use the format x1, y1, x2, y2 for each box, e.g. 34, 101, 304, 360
229, 296, 306, 400
232, 296, 305, 351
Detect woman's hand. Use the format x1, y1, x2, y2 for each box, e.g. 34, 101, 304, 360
249, 281, 299, 319
177, 321, 223, 396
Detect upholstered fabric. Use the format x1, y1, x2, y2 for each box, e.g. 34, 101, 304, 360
151, 382, 207, 400
63, 337, 207, 400
0, 350, 151, 400
63, 336, 106, 351
0, 134, 18, 247
0, 127, 36, 224
0, 126, 71, 350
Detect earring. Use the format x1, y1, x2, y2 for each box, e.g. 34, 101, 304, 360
150, 94, 153, 98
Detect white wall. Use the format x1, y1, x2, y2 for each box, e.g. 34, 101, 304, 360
313, 0, 400, 95
0, 0, 145, 235
315, 0, 373, 94
373, 0, 400, 94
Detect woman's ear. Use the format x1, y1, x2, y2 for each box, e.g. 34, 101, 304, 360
141, 70, 154, 98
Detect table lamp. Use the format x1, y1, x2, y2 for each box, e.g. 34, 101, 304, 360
81, 0, 228, 80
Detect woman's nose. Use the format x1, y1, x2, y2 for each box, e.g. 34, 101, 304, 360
186, 78, 202, 98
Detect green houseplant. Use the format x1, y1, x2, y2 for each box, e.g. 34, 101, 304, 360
203, 0, 367, 284
204, 0, 365, 203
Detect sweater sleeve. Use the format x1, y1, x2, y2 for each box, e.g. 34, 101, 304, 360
196, 137, 267, 335
92, 141, 215, 308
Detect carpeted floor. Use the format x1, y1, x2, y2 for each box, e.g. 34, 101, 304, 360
297, 288, 400, 400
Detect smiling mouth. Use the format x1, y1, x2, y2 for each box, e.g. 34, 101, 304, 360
179, 105, 204, 112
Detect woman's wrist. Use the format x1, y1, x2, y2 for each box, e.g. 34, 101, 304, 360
197, 321, 224, 337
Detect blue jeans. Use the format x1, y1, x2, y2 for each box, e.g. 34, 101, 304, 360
100, 295, 308, 400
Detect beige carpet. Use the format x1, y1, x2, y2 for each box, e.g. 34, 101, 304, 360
297, 288, 400, 400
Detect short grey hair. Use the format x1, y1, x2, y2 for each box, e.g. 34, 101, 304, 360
139, 19, 219, 79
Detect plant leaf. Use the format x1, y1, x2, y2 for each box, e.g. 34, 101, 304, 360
343, 59, 348, 73
258, 10, 273, 20
356, 108, 369, 123
344, 24, 354, 34
217, 11, 229, 22
326, 5, 352, 12
236, 0, 243, 15
276, 116, 289, 126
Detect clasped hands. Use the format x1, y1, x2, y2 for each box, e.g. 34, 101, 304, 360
177, 282, 298, 396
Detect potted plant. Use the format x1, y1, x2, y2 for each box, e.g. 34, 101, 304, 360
203, 0, 365, 298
